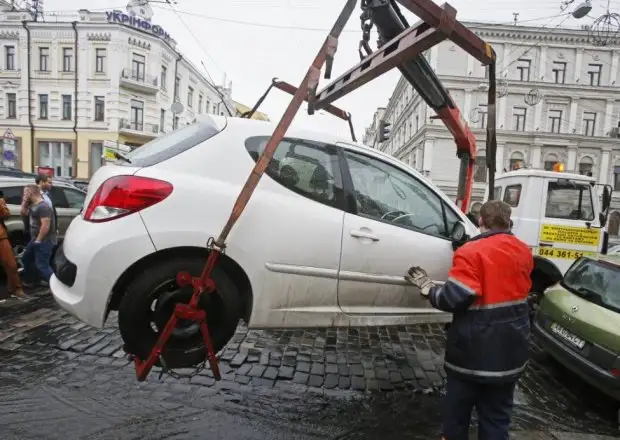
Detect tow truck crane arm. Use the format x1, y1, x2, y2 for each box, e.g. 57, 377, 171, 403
128, 0, 499, 381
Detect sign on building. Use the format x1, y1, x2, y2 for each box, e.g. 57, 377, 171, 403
1, 128, 19, 168
106, 10, 171, 41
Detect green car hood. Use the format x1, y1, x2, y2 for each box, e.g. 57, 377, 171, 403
540, 286, 620, 353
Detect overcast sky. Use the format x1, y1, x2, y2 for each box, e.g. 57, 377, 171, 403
44, 0, 618, 141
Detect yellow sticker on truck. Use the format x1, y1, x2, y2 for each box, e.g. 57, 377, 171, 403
536, 247, 596, 260
540, 224, 600, 246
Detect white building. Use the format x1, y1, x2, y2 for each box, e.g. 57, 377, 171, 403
0, 0, 234, 179
366, 21, 620, 233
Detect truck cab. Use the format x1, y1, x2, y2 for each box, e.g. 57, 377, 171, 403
484, 167, 612, 275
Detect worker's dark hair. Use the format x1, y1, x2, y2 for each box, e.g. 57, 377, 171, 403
479, 200, 511, 230
35, 174, 51, 184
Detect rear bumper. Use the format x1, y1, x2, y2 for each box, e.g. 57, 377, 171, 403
50, 214, 156, 328
533, 316, 620, 400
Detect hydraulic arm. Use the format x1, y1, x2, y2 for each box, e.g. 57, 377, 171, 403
128, 0, 499, 381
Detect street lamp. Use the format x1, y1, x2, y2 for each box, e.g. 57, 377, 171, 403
572, 1, 592, 19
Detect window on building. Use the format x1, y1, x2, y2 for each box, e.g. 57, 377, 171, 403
62, 94, 72, 120
516, 58, 531, 81
38, 141, 73, 177
578, 156, 593, 176
62, 47, 73, 72
90, 142, 104, 176
483, 64, 489, 79
38, 94, 48, 119
198, 94, 203, 114
544, 153, 559, 171
95, 48, 106, 73
212, 103, 217, 114
474, 151, 487, 183
614, 166, 620, 191
94, 96, 105, 121
206, 99, 211, 113
513, 107, 527, 131
552, 61, 566, 84
160, 65, 167, 90
478, 104, 488, 129
174, 76, 180, 101
187, 86, 194, 108
131, 53, 145, 81
5, 46, 15, 71
583, 111, 597, 136
548, 109, 562, 133
415, 114, 419, 131
588, 63, 602, 86
173, 116, 179, 130
130, 99, 144, 131
160, 109, 165, 133
6, 93, 16, 119
509, 151, 524, 170
39, 47, 49, 71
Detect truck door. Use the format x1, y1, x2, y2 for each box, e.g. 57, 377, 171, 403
537, 177, 602, 274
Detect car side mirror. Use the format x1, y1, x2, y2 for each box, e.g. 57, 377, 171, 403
602, 185, 612, 213
450, 222, 469, 251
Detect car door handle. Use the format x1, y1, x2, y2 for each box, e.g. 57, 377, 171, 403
350, 229, 379, 241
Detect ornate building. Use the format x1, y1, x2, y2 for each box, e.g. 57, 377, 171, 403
365, 21, 620, 234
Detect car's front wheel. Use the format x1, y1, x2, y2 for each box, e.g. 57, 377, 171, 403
118, 257, 241, 369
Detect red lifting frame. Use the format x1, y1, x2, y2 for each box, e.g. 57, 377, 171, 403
131, 0, 497, 381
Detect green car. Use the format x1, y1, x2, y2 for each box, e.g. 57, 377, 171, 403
533, 254, 620, 400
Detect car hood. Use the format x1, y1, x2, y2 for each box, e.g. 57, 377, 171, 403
540, 286, 620, 353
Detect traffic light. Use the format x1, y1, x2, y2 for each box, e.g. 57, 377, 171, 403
378, 120, 392, 142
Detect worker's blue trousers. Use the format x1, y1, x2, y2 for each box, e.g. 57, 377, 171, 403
442, 374, 517, 440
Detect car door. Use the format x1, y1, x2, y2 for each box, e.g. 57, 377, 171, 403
538, 177, 601, 273
48, 186, 71, 237
240, 136, 346, 324
337, 149, 459, 315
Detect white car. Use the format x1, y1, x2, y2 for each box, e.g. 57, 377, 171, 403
50, 115, 479, 368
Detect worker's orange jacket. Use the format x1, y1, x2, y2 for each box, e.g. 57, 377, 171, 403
428, 230, 534, 383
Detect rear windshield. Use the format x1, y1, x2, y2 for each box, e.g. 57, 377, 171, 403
119, 119, 223, 167
545, 180, 594, 221
562, 258, 620, 313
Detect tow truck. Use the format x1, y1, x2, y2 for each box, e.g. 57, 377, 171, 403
125, 0, 610, 380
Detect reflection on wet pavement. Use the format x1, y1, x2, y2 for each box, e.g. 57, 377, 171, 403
0, 293, 619, 439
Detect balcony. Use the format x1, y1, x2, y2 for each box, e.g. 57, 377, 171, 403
119, 68, 159, 94
118, 119, 159, 140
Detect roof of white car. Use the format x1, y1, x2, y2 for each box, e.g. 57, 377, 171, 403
208, 114, 386, 159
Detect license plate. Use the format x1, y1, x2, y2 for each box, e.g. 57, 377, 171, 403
537, 247, 595, 260
550, 322, 586, 349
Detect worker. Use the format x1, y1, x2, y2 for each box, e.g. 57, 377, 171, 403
405, 200, 533, 440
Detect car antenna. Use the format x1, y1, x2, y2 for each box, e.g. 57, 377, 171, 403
200, 61, 233, 117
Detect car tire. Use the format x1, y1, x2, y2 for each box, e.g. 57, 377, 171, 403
118, 257, 241, 369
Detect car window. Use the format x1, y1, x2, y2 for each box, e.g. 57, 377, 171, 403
49, 186, 69, 208
494, 186, 502, 200
344, 150, 453, 238
563, 258, 620, 313
62, 187, 85, 209
124, 119, 223, 167
0, 186, 24, 205
503, 184, 521, 207
545, 180, 594, 221
245, 136, 344, 209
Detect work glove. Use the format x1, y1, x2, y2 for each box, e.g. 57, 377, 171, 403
405, 266, 435, 298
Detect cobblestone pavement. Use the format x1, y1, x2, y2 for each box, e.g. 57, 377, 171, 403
0, 292, 619, 439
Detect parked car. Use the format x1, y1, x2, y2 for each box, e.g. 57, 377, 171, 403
0, 166, 77, 187
50, 114, 483, 369
533, 254, 620, 400
0, 176, 87, 263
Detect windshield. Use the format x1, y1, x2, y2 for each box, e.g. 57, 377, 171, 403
562, 258, 620, 313
120, 119, 223, 167
545, 180, 594, 221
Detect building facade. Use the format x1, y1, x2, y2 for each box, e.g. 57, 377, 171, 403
0, 1, 234, 179
366, 22, 620, 232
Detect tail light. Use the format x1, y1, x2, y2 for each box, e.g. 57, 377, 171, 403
83, 175, 173, 223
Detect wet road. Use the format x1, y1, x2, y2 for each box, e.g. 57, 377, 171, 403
1, 291, 619, 439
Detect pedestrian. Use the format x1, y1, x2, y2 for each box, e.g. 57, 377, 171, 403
21, 184, 57, 286
0, 190, 25, 299
405, 200, 533, 440
20, 174, 59, 241
20, 184, 33, 242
